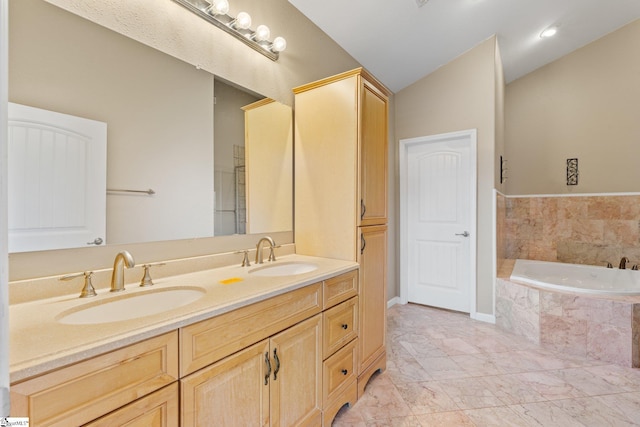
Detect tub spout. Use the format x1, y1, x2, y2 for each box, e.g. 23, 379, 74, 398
619, 257, 630, 269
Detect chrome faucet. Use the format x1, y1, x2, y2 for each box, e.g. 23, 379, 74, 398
619, 257, 630, 269
255, 236, 276, 264
111, 250, 135, 292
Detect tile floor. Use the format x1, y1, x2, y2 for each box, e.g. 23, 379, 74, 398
332, 303, 640, 426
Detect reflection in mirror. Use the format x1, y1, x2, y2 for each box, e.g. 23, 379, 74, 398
8, 0, 293, 252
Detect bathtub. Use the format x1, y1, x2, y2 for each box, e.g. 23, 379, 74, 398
510, 259, 640, 296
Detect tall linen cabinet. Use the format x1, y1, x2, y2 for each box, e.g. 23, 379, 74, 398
294, 68, 390, 398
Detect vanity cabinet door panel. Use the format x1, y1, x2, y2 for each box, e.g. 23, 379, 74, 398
359, 81, 388, 227
10, 332, 178, 427
269, 314, 323, 427
180, 282, 322, 376
181, 340, 271, 427
357, 226, 387, 381
83, 383, 178, 427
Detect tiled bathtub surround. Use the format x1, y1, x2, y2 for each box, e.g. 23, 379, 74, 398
503, 194, 640, 266
496, 279, 640, 368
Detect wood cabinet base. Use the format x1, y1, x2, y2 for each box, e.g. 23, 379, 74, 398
322, 379, 357, 427
357, 350, 386, 399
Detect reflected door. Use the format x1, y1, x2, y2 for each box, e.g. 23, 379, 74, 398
8, 103, 107, 252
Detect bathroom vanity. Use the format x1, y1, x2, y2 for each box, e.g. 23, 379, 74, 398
9, 255, 359, 426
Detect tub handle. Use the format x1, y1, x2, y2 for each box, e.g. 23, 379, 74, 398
602, 261, 613, 268
455, 231, 470, 237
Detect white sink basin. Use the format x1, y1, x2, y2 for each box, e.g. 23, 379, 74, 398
57, 286, 206, 325
249, 262, 318, 277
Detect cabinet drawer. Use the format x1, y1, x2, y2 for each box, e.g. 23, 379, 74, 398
10, 331, 179, 427
181, 282, 322, 375
323, 270, 358, 309
323, 339, 357, 406
322, 297, 358, 359
84, 382, 179, 427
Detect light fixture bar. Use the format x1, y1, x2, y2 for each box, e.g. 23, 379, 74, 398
172, 0, 279, 61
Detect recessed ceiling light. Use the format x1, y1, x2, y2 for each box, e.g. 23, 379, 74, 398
540, 26, 558, 38
415, 0, 429, 7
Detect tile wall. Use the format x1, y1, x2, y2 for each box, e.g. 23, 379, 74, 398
503, 194, 640, 267
496, 279, 640, 368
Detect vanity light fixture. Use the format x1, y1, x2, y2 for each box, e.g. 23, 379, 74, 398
173, 0, 287, 61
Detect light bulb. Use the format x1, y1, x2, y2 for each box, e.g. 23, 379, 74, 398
207, 0, 229, 15
235, 12, 252, 30
271, 36, 287, 53
254, 25, 271, 42
540, 26, 557, 38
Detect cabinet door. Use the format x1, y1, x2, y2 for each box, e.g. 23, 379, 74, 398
359, 80, 388, 227
269, 314, 323, 427
84, 383, 178, 427
357, 225, 387, 373
181, 340, 270, 427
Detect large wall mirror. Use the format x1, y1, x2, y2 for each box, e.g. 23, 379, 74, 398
8, 0, 293, 253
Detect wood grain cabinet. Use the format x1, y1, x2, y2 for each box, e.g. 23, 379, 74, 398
10, 332, 179, 427
181, 315, 323, 427
294, 68, 390, 402
10, 270, 360, 426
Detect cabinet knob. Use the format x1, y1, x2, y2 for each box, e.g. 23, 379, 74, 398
341, 324, 348, 330
341, 369, 348, 376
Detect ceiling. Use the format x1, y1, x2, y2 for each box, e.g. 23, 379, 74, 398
288, 0, 640, 93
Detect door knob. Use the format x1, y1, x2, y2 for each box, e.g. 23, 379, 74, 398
455, 231, 470, 237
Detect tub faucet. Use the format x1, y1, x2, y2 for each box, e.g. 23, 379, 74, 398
619, 257, 630, 269
111, 250, 135, 292
255, 236, 276, 264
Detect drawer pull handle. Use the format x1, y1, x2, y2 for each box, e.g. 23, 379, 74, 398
273, 348, 281, 380
264, 352, 272, 385
341, 369, 348, 376
341, 324, 348, 330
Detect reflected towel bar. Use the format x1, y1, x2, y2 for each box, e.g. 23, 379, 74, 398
107, 188, 156, 195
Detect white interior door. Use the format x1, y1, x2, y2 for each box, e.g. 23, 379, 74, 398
400, 130, 476, 313
8, 103, 107, 252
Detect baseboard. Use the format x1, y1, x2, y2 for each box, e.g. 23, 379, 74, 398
471, 312, 496, 324
387, 296, 401, 308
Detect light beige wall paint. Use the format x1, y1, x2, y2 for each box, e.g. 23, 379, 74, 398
245, 100, 293, 234
505, 19, 640, 195
395, 37, 498, 315
387, 95, 397, 302
44, 0, 360, 107
10, 0, 215, 245
8, 0, 361, 280
214, 80, 259, 172
495, 41, 506, 191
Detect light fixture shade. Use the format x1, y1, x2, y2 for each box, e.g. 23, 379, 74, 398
271, 36, 287, 53
254, 25, 271, 42
235, 12, 252, 30
208, 0, 229, 15
540, 26, 557, 38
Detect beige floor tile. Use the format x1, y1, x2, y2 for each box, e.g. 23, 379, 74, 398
332, 304, 640, 426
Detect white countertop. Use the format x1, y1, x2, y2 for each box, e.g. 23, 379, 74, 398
10, 254, 358, 383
